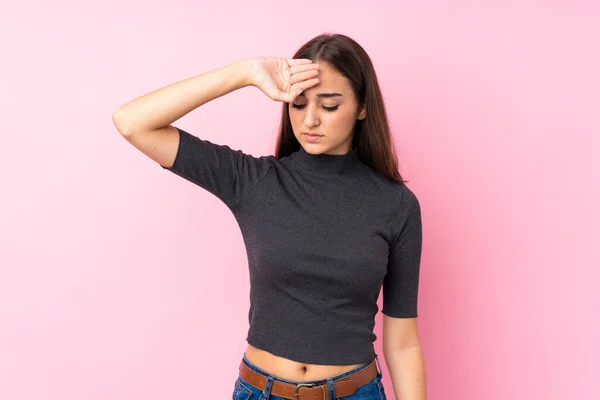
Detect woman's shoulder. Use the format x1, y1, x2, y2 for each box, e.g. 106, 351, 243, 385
359, 163, 414, 193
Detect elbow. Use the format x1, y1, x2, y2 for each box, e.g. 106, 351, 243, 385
112, 108, 135, 137
112, 108, 128, 135
383, 341, 422, 355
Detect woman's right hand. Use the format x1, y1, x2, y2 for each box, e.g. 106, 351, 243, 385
248, 57, 320, 103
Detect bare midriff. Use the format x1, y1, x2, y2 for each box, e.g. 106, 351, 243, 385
244, 344, 364, 382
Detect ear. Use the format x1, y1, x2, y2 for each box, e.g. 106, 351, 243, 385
357, 106, 367, 120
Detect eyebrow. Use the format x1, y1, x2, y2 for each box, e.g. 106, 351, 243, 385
298, 92, 343, 98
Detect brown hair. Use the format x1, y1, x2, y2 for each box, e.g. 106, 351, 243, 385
274, 33, 406, 184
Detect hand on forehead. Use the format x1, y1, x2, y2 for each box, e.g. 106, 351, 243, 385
300, 62, 350, 98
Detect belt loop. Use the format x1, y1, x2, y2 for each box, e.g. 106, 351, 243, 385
262, 375, 274, 399
326, 377, 335, 400
374, 353, 384, 377
240, 352, 246, 370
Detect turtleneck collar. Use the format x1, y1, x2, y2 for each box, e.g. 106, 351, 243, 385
289, 145, 361, 175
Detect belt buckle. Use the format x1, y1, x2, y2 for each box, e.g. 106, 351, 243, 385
295, 382, 326, 399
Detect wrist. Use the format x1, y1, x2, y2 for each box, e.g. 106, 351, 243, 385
236, 58, 259, 87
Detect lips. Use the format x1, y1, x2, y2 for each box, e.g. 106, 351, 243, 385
303, 132, 323, 136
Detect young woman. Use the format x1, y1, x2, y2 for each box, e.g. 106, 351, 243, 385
113, 33, 425, 400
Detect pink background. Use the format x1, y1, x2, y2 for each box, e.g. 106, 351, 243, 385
1, 1, 599, 399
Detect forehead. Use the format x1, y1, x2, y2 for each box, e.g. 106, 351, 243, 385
300, 62, 352, 98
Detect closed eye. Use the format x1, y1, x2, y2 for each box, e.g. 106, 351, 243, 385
292, 104, 339, 112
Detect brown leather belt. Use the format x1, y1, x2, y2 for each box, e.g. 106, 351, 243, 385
238, 357, 379, 400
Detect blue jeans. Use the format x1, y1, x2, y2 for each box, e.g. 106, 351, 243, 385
233, 352, 387, 399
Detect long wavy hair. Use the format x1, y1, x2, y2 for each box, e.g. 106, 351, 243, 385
274, 33, 406, 184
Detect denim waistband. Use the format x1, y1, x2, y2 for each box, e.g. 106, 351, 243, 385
241, 352, 383, 385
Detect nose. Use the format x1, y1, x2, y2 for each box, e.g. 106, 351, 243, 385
303, 103, 320, 128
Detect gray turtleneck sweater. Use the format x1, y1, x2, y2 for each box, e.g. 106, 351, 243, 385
162, 127, 422, 365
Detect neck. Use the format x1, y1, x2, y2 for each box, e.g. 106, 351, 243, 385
290, 145, 361, 175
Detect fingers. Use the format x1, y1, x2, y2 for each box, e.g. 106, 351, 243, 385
289, 68, 320, 85
288, 58, 315, 66
289, 61, 320, 87
286, 77, 320, 102
281, 59, 320, 103
290, 62, 320, 75
298, 77, 320, 92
